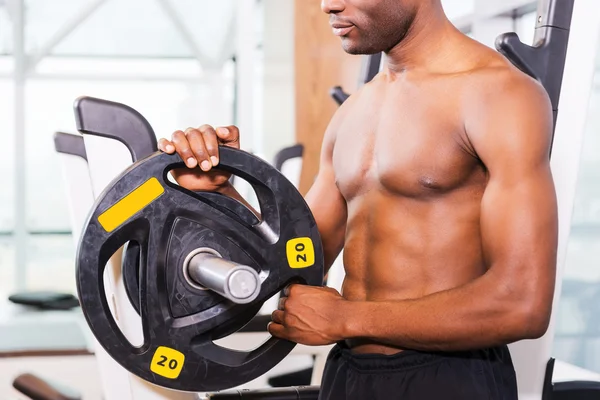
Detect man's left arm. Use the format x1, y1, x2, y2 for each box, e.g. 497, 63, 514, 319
269, 74, 559, 351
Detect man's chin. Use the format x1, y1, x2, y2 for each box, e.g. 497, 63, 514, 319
341, 39, 379, 55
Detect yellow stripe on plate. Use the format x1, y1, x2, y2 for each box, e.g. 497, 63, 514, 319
98, 177, 165, 233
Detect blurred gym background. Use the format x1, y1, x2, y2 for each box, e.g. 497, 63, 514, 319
0, 0, 599, 393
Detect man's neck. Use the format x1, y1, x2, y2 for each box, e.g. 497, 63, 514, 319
384, 8, 461, 76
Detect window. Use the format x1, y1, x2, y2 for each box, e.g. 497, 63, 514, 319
15, 58, 234, 293
1, 0, 238, 294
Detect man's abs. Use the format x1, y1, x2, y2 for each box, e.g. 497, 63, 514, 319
336, 163, 489, 355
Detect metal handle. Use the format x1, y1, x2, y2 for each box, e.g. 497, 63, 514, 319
185, 250, 261, 304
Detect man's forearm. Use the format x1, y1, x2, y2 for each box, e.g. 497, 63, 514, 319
342, 272, 545, 352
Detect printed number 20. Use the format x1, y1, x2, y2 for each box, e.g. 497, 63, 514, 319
150, 346, 185, 379
295, 242, 307, 263
157, 355, 178, 370
286, 238, 315, 269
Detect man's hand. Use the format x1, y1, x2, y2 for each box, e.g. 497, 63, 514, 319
158, 124, 240, 193
268, 284, 347, 346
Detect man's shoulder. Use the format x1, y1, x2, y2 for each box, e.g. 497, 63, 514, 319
464, 52, 550, 111
462, 52, 554, 156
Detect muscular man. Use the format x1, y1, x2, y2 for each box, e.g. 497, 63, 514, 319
159, 0, 558, 398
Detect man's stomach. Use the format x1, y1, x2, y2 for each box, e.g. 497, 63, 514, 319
339, 202, 487, 355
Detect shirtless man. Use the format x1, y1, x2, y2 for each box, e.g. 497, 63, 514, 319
158, 0, 558, 398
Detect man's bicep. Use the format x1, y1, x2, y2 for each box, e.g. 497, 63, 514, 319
478, 160, 557, 332
480, 164, 557, 277
470, 75, 558, 329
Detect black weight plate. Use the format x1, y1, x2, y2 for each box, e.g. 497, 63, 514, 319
76, 146, 323, 392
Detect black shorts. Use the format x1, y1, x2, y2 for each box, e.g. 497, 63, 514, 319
319, 342, 518, 400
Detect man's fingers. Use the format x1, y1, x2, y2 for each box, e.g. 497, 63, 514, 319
278, 297, 287, 311
200, 125, 220, 167
216, 125, 240, 148
185, 128, 212, 172
170, 124, 240, 170
267, 322, 288, 340
271, 310, 285, 325
158, 138, 175, 154
284, 284, 300, 297
171, 130, 197, 168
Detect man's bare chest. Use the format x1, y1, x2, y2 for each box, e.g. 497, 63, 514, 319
331, 100, 484, 201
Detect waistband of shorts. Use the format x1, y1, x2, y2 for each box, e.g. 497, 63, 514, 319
331, 342, 509, 373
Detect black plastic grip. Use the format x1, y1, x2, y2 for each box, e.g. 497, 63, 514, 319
74, 96, 158, 162
273, 144, 304, 172
330, 86, 350, 106
495, 27, 570, 113
495, 0, 574, 138
53, 132, 87, 162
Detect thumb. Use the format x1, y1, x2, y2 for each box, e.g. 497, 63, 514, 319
216, 125, 240, 148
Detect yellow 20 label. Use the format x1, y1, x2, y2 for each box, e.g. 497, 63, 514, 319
286, 238, 315, 269
150, 346, 185, 379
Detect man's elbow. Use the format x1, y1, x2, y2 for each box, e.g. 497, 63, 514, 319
500, 288, 553, 341
516, 302, 551, 340
490, 279, 554, 343
490, 262, 555, 341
